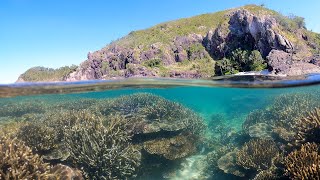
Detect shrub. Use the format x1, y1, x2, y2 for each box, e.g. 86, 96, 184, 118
230, 48, 249, 69
215, 49, 267, 75
275, 13, 306, 32
288, 14, 306, 29
143, 58, 162, 68
215, 58, 236, 75
248, 50, 267, 71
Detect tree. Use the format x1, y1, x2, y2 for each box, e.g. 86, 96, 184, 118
248, 50, 267, 71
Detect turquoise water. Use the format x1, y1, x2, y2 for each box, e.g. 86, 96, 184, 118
1, 78, 320, 179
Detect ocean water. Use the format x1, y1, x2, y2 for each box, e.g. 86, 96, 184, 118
1, 76, 320, 180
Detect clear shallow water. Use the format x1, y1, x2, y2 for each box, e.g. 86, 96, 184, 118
1, 77, 320, 179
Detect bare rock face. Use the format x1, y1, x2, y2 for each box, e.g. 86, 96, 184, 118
203, 9, 294, 59
266, 50, 293, 75
309, 55, 320, 66
173, 34, 204, 62
66, 34, 210, 81
66, 45, 136, 81
267, 50, 320, 76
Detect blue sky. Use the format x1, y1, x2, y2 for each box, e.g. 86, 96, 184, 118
0, 0, 319, 83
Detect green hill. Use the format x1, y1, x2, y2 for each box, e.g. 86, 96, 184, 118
18, 5, 320, 82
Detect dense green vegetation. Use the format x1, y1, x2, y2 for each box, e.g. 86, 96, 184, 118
215, 50, 267, 75
18, 65, 77, 82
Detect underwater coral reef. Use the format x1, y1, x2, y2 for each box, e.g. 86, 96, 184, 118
1, 91, 320, 179
0, 93, 206, 179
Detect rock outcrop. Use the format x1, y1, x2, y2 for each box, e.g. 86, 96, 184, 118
65, 33, 211, 81
266, 50, 320, 76
203, 9, 295, 58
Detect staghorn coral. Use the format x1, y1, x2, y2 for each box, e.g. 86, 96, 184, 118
0, 121, 25, 139
242, 93, 320, 151
64, 113, 141, 179
16, 109, 100, 161
17, 122, 58, 153
143, 133, 197, 160
295, 108, 320, 145
242, 109, 271, 132
243, 93, 320, 133
271, 93, 319, 127
236, 139, 280, 171
0, 136, 51, 179
284, 142, 320, 179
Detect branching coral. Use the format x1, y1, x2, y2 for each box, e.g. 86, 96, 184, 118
243, 93, 320, 133
236, 139, 280, 171
95, 93, 205, 135
271, 93, 318, 127
0, 136, 51, 179
0, 122, 25, 139
242, 110, 271, 132
284, 142, 320, 179
17, 122, 58, 153
295, 108, 320, 145
64, 113, 141, 179
16, 109, 102, 160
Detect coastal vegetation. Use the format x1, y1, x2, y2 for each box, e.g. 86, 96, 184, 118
18, 65, 77, 82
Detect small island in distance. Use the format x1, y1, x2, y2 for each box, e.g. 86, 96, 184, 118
17, 4, 320, 82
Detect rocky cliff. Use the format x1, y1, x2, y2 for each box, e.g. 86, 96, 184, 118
18, 5, 320, 82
